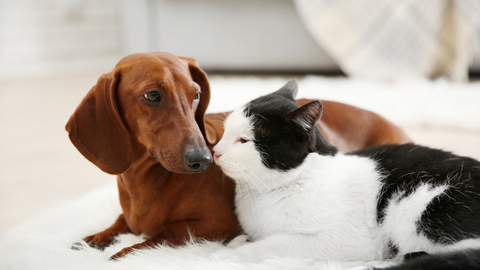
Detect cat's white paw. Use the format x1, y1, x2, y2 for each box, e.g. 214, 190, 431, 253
226, 234, 251, 248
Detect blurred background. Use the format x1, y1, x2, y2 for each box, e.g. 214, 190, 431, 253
1, 0, 480, 232
2, 0, 480, 79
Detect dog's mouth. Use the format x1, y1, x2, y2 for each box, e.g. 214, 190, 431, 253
148, 148, 189, 173
149, 149, 158, 159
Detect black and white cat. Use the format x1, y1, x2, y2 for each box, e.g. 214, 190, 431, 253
212, 80, 480, 267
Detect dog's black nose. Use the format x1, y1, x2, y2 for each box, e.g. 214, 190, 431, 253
184, 148, 212, 172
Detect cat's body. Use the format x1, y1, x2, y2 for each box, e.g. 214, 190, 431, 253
212, 80, 480, 266
233, 151, 384, 261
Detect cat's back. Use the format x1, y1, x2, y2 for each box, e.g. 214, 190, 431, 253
348, 144, 480, 191
349, 144, 480, 174
349, 144, 480, 254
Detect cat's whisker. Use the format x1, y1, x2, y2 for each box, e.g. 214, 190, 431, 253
220, 157, 273, 215
236, 163, 275, 196
225, 160, 258, 219
253, 113, 269, 122
236, 165, 272, 214
209, 119, 226, 125
235, 164, 262, 219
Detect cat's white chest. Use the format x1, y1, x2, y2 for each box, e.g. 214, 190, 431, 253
235, 181, 318, 240
234, 153, 385, 259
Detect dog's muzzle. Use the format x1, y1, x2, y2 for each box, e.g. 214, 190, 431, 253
184, 148, 212, 172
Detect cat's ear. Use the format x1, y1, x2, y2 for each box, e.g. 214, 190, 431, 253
273, 79, 298, 101
285, 101, 323, 135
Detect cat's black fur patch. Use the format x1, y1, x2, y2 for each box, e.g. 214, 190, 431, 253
348, 144, 480, 244
404, 251, 429, 261
244, 91, 337, 171
388, 240, 399, 258
375, 249, 480, 270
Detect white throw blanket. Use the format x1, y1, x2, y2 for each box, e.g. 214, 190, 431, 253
294, 0, 480, 81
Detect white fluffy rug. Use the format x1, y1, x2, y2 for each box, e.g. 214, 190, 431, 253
0, 181, 393, 270
1, 76, 479, 270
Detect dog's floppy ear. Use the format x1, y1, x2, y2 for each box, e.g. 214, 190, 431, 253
179, 56, 215, 144
65, 71, 132, 174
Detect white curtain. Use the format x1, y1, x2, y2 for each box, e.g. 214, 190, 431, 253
294, 0, 480, 81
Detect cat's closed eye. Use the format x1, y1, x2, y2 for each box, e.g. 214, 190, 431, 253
239, 138, 249, 143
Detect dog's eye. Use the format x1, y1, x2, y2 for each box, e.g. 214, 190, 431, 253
144, 91, 161, 102
239, 138, 249, 143
194, 92, 200, 101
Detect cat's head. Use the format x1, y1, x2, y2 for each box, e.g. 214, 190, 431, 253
213, 79, 337, 186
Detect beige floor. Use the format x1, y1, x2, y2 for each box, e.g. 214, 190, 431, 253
1, 74, 479, 233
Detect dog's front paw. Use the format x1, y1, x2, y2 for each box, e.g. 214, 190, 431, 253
82, 232, 117, 251
108, 246, 136, 261
71, 238, 109, 252
71, 241, 87, 251
226, 234, 251, 248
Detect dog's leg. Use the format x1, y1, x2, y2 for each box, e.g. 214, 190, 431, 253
108, 218, 239, 260
108, 220, 198, 260
75, 214, 129, 251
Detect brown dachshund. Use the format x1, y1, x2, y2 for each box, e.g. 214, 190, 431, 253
66, 52, 411, 259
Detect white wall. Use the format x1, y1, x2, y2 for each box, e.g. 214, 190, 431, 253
119, 0, 338, 72
0, 0, 120, 80
1, 0, 478, 80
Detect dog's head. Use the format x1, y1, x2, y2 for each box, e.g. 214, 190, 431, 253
66, 52, 214, 174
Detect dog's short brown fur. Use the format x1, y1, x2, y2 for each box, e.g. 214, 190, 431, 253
66, 52, 411, 259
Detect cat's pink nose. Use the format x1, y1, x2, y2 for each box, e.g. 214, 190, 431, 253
213, 151, 222, 160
